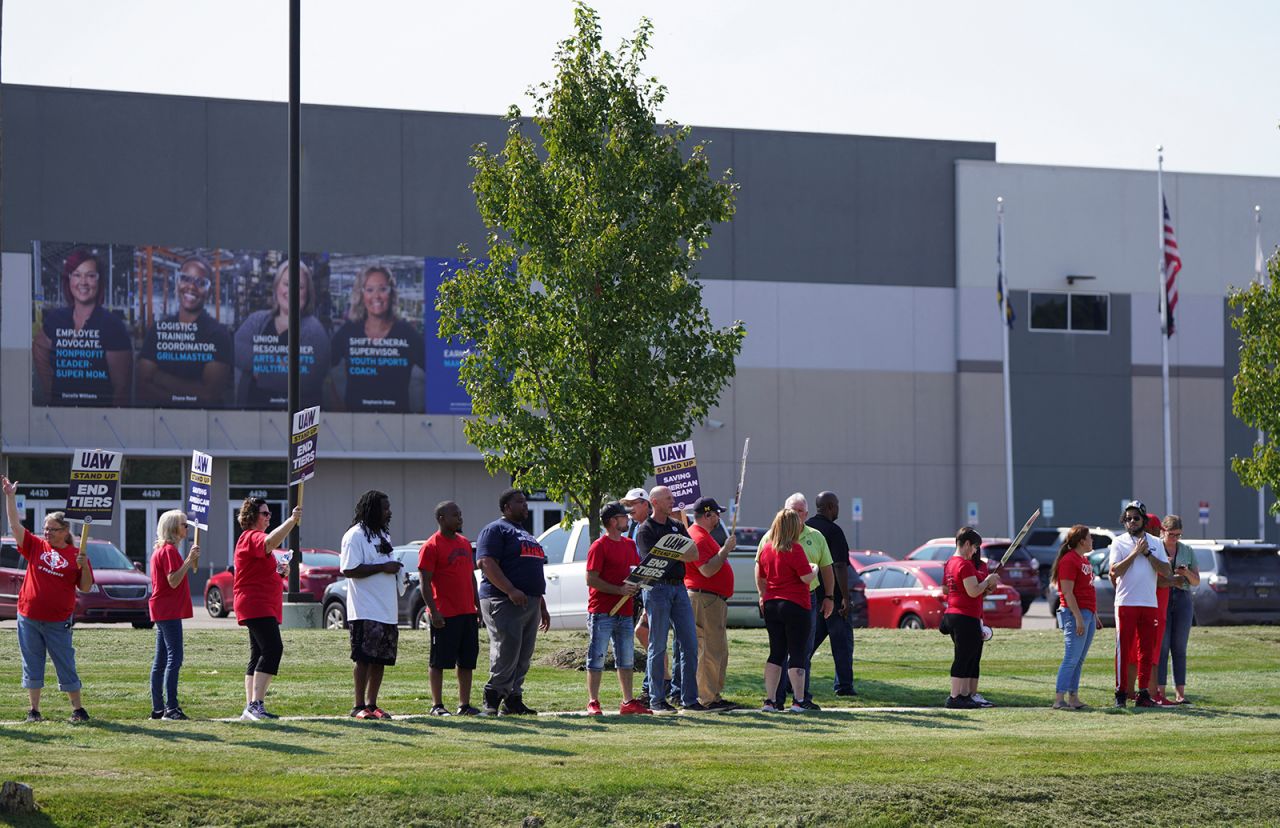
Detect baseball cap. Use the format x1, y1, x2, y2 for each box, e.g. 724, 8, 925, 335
600, 501, 628, 523
621, 488, 649, 504
691, 497, 726, 516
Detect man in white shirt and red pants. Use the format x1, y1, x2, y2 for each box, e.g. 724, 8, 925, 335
1109, 500, 1172, 708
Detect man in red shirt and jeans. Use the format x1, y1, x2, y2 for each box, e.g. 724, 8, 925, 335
686, 497, 739, 710
584, 502, 648, 715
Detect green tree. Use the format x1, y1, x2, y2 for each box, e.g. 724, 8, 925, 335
1229, 251, 1280, 511
437, 3, 744, 540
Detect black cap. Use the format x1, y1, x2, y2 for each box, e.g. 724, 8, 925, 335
600, 501, 628, 523
691, 497, 726, 516
1122, 499, 1146, 517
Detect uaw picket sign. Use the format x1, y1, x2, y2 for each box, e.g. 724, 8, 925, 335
651, 439, 702, 510
609, 532, 696, 616
186, 450, 213, 531
65, 448, 123, 524
289, 406, 320, 487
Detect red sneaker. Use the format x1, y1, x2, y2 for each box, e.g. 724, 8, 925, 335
369, 707, 393, 719
1153, 693, 1178, 708
354, 707, 375, 719
586, 700, 603, 716
619, 699, 652, 715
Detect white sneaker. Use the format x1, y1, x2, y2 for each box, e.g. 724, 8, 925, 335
240, 703, 263, 721
971, 693, 995, 708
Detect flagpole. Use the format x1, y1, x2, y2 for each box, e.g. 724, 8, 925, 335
998, 196, 1014, 537
1158, 147, 1174, 517
1256, 204, 1266, 539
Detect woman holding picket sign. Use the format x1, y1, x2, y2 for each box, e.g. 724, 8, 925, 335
233, 497, 302, 721
2, 475, 95, 723
148, 509, 200, 720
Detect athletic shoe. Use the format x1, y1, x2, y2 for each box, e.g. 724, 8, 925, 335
945, 695, 978, 710
971, 694, 995, 708
619, 699, 652, 715
430, 704, 452, 716
794, 699, 821, 711
368, 707, 393, 720
636, 692, 651, 708
649, 699, 677, 714
1113, 692, 1127, 709
834, 689, 859, 697
69, 708, 90, 723
25, 709, 43, 723
788, 703, 808, 713
240, 704, 263, 721
150, 710, 164, 720
586, 700, 603, 716
501, 695, 537, 716
481, 689, 503, 717
1154, 694, 1178, 708
706, 699, 740, 712
761, 700, 780, 713
1174, 698, 1193, 706
1135, 691, 1158, 708
681, 702, 710, 713
456, 703, 481, 716
162, 708, 189, 721
354, 707, 376, 719
349, 706, 366, 718
254, 702, 279, 720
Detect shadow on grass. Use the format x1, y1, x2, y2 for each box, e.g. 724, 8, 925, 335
238, 739, 325, 755
91, 721, 221, 743
483, 741, 575, 757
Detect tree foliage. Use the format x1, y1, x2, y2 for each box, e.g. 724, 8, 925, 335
437, 3, 744, 538
1228, 250, 1280, 511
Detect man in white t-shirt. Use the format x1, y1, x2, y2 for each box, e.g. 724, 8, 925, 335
1109, 500, 1171, 708
339, 490, 403, 719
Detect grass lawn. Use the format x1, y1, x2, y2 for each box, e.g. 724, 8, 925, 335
1, 624, 1278, 827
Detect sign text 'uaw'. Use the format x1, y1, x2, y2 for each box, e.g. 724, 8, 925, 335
65, 448, 123, 524
651, 439, 702, 510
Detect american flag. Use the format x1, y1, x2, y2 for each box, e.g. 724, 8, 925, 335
1162, 196, 1181, 337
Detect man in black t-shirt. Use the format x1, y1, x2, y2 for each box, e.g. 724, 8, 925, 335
806, 491, 857, 696
634, 486, 705, 713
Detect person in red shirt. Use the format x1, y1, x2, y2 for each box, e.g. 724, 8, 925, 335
148, 509, 200, 720
755, 508, 818, 712
3, 476, 95, 723
685, 496, 738, 710
1050, 524, 1101, 710
232, 497, 302, 721
417, 500, 481, 716
584, 502, 646, 715
942, 527, 1000, 710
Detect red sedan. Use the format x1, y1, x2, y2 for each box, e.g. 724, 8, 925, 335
906, 537, 1040, 614
204, 548, 340, 618
850, 550, 895, 571
860, 560, 1022, 629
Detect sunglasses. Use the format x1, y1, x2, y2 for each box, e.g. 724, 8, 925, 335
1123, 515, 1144, 523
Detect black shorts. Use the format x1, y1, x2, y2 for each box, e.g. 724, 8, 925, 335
430, 613, 480, 670
349, 619, 399, 666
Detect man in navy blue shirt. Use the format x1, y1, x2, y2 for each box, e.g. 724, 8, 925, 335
476, 489, 549, 715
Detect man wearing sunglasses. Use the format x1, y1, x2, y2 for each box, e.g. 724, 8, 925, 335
1108, 500, 1171, 708
137, 255, 233, 407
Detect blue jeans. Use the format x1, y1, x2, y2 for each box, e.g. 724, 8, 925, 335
776, 596, 818, 706
808, 604, 855, 696
1158, 588, 1194, 687
644, 583, 699, 706
1055, 608, 1096, 694
151, 618, 185, 711
586, 613, 635, 672
16, 614, 82, 692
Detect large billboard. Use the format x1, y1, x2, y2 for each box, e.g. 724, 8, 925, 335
31, 242, 471, 415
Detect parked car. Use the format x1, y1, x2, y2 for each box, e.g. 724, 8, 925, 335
1024, 526, 1116, 594
1, 535, 152, 627
1182, 539, 1280, 625
203, 548, 341, 618
907, 537, 1039, 613
850, 551, 895, 571
321, 542, 432, 629
859, 560, 1022, 630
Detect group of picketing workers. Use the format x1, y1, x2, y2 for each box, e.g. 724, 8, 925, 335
3, 470, 1198, 721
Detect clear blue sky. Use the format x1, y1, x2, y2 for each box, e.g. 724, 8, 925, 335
4, 0, 1278, 177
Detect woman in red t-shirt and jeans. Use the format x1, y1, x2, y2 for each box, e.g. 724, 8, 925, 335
232, 497, 302, 721
943, 527, 1000, 710
755, 508, 818, 713
1050, 524, 1101, 710
148, 509, 200, 720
